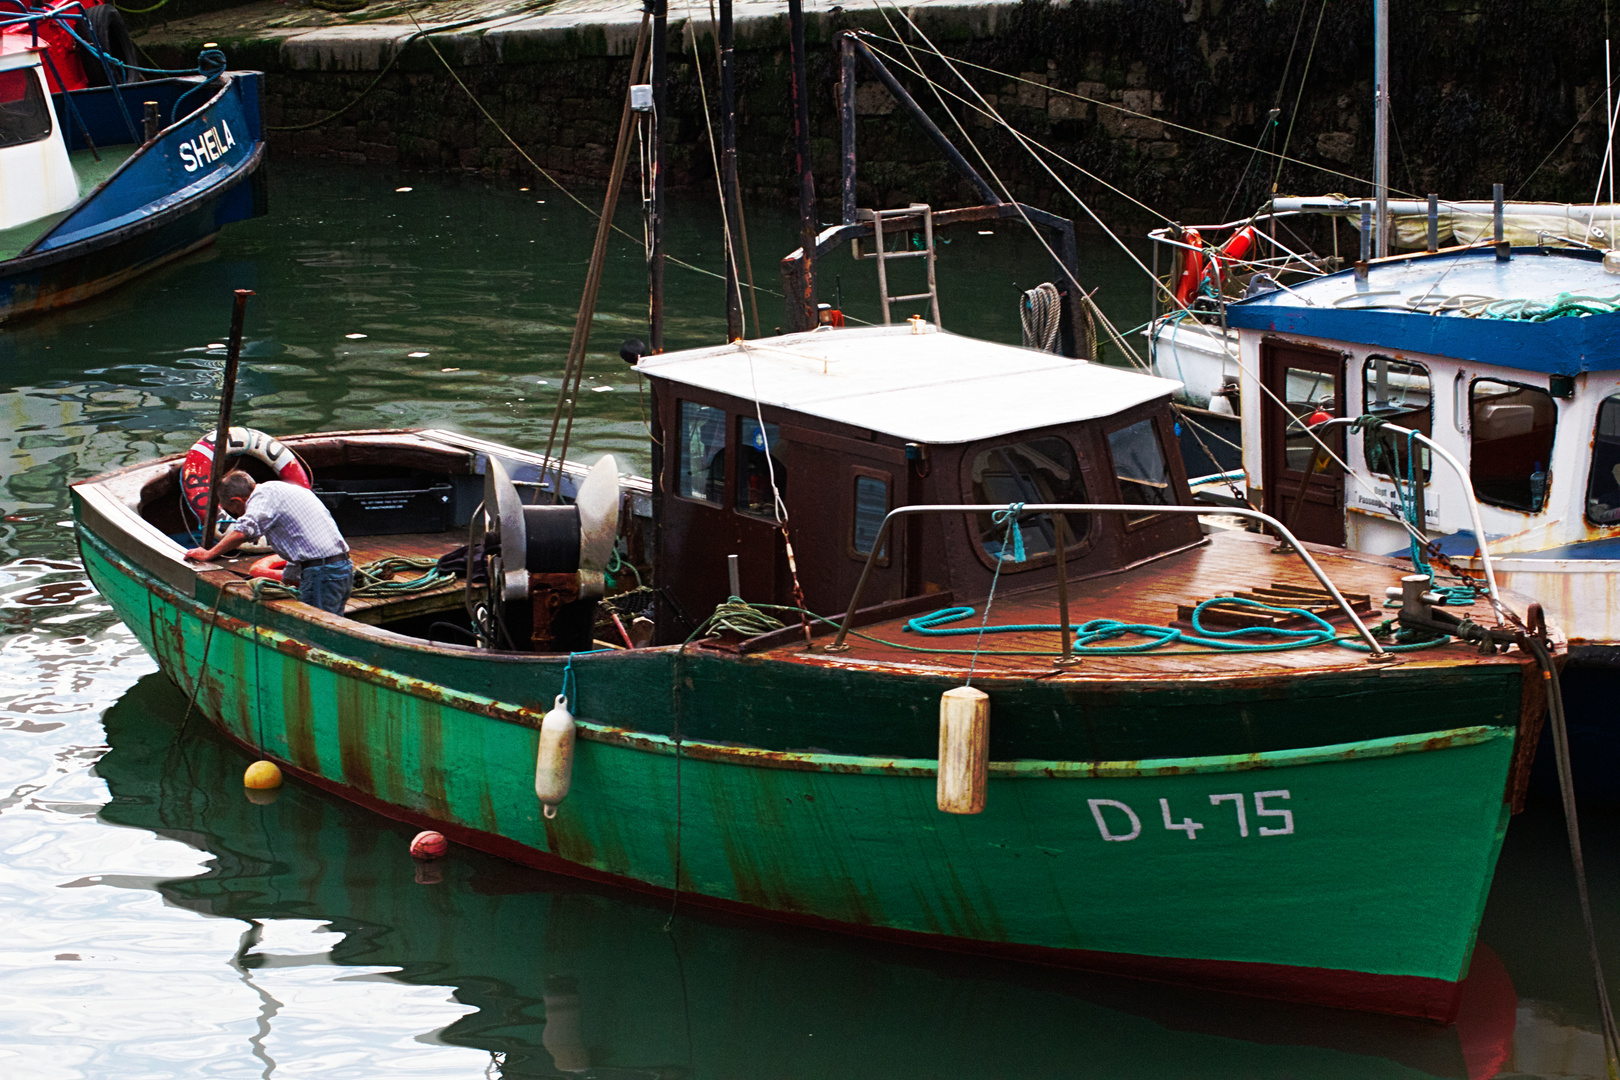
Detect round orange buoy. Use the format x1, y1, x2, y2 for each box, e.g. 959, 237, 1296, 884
410, 830, 448, 860
1306, 406, 1333, 427
243, 760, 282, 789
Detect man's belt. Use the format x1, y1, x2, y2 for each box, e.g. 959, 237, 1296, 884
297, 552, 351, 569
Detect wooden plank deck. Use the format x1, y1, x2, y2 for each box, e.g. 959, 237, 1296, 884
207, 529, 468, 622
752, 527, 1527, 681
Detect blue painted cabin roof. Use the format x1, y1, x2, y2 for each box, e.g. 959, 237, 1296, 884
1223, 247, 1620, 376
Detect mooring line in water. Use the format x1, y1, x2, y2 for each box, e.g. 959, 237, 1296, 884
1525, 636, 1620, 1076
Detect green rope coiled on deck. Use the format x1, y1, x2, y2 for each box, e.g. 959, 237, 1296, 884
249, 556, 453, 603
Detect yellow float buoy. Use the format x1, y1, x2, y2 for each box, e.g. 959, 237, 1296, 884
244, 760, 283, 790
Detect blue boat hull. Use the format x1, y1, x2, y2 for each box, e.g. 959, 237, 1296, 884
0, 72, 266, 321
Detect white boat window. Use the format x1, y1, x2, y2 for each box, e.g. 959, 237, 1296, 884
736, 417, 785, 518
1587, 396, 1620, 524
677, 401, 727, 505
1108, 418, 1175, 522
1361, 356, 1431, 482
0, 69, 51, 148
969, 437, 1090, 564
1470, 379, 1557, 513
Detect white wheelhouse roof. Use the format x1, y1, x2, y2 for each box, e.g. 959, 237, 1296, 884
635, 325, 1182, 444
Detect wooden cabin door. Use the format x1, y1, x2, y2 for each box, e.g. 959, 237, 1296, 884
781, 425, 908, 616
1260, 343, 1346, 547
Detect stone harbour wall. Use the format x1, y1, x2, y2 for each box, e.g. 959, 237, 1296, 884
142, 0, 1613, 229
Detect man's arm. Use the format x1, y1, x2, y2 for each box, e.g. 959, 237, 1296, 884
185, 529, 250, 563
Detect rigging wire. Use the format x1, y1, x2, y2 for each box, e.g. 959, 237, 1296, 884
1268, 0, 1330, 198
863, 13, 1149, 370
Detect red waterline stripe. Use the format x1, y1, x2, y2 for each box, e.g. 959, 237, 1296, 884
212, 725, 1465, 1025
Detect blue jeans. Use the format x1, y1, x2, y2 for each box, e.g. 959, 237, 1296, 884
298, 559, 353, 615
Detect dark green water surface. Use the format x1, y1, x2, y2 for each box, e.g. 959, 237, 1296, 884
0, 160, 1613, 1078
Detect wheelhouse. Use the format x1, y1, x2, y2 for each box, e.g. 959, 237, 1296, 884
638, 324, 1202, 642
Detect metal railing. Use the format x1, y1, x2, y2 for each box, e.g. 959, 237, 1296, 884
1305, 417, 1504, 623
826, 503, 1392, 659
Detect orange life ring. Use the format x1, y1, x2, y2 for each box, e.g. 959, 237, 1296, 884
180, 427, 311, 523
249, 555, 288, 582
1173, 227, 1204, 307
1205, 225, 1258, 292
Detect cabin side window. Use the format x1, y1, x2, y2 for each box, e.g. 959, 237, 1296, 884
0, 69, 51, 148
1107, 419, 1174, 521
1470, 379, 1557, 513
1361, 356, 1432, 482
735, 417, 785, 518
852, 472, 889, 558
969, 437, 1090, 565
677, 401, 727, 505
1588, 396, 1620, 524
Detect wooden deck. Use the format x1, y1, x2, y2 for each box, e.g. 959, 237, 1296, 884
207, 529, 467, 624
753, 527, 1531, 681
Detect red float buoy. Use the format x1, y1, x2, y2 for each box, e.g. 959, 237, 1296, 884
410, 830, 447, 860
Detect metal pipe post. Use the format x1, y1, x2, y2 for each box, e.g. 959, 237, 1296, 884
719, 0, 743, 340
1373, 0, 1389, 258
852, 39, 1001, 207
648, 0, 667, 351
839, 33, 857, 227
202, 290, 254, 546
1427, 193, 1439, 253
788, 0, 817, 322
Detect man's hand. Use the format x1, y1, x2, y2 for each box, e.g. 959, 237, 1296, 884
184, 547, 214, 562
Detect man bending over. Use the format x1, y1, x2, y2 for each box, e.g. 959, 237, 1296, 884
184, 471, 353, 615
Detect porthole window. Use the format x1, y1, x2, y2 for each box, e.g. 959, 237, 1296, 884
1588, 395, 1620, 524
968, 437, 1090, 564
1361, 356, 1432, 482
1107, 418, 1174, 522
677, 401, 727, 505
736, 417, 785, 517
0, 69, 51, 149
1470, 379, 1556, 513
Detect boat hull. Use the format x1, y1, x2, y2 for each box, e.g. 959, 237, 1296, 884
0, 73, 266, 321
77, 522, 1524, 1022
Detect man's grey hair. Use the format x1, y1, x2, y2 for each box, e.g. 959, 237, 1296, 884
220, 471, 257, 502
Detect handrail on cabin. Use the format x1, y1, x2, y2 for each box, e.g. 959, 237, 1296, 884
825, 503, 1391, 659
1308, 417, 1505, 625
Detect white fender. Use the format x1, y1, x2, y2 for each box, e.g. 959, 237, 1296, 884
535, 694, 577, 818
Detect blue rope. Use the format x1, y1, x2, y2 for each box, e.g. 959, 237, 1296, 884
990, 501, 1027, 563
908, 596, 1343, 655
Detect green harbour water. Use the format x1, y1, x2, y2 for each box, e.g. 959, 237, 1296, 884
1, 159, 1618, 1078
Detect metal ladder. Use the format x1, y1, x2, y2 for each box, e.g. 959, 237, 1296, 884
854, 203, 942, 328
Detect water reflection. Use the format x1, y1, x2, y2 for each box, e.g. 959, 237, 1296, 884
72, 671, 1582, 1080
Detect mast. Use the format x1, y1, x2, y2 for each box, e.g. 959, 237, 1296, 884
649, 0, 667, 351
720, 0, 743, 340
1373, 0, 1389, 258
788, 0, 817, 319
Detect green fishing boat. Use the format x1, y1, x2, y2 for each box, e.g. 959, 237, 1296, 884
72, 324, 1558, 1022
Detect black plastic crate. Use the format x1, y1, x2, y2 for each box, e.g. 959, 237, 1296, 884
313, 477, 453, 536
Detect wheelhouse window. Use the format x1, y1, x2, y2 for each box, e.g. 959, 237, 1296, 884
1470, 379, 1557, 513
1361, 356, 1432, 482
852, 473, 888, 556
1281, 366, 1341, 473
677, 401, 727, 504
969, 437, 1090, 563
0, 68, 51, 148
1589, 396, 1620, 524
1107, 418, 1174, 521
736, 418, 785, 518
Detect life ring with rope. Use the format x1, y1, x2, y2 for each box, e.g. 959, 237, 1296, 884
180, 427, 312, 524
1173, 226, 1260, 307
